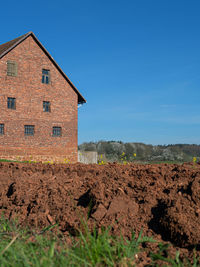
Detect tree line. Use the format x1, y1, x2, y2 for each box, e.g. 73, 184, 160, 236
78, 141, 200, 162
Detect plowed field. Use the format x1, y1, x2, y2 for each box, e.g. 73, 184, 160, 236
0, 162, 200, 264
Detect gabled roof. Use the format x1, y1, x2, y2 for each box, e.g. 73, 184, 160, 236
0, 32, 86, 104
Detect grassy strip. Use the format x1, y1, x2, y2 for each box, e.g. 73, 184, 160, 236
0, 216, 199, 266
0, 158, 188, 164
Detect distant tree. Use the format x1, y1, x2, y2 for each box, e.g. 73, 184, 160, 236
79, 141, 200, 162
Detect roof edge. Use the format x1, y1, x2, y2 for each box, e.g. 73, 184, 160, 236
0, 32, 32, 60
0, 32, 86, 104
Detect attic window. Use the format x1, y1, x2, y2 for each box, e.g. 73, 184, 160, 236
7, 61, 18, 76
42, 69, 50, 84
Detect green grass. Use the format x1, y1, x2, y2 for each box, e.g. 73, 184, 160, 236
0, 216, 199, 266
0, 158, 189, 165
0, 159, 18, 162
145, 160, 185, 164
0, 158, 29, 163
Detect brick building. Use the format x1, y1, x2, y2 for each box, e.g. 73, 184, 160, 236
0, 32, 86, 163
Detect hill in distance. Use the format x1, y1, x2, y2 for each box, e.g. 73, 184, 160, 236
78, 141, 200, 163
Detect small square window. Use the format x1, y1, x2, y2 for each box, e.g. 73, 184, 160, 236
43, 101, 51, 112
52, 126, 61, 137
7, 97, 16, 109
24, 125, 34, 136
7, 61, 18, 76
0, 124, 4, 135
42, 69, 50, 84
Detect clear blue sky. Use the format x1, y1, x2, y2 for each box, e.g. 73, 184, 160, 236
1, 0, 200, 145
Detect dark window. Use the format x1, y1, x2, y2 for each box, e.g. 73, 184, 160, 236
0, 124, 4, 135
43, 101, 51, 112
7, 61, 18, 76
24, 125, 34, 136
52, 126, 61, 136
7, 97, 16, 109
42, 69, 50, 84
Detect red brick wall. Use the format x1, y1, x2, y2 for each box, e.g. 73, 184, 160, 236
0, 36, 78, 163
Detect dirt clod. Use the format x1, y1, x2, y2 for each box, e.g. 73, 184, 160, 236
0, 161, 200, 262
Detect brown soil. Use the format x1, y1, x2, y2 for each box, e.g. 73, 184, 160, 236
0, 162, 200, 264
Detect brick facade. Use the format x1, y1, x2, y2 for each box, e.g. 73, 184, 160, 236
0, 34, 85, 163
